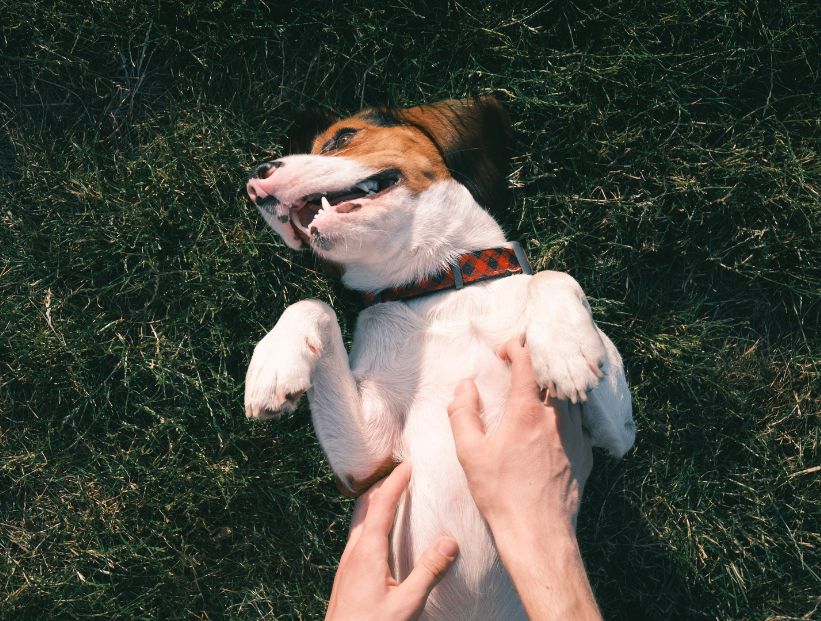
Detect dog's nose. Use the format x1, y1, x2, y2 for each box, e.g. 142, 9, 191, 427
252, 160, 282, 180
246, 178, 265, 204
247, 161, 283, 205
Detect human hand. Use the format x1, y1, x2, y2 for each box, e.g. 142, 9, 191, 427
325, 462, 460, 621
447, 337, 594, 537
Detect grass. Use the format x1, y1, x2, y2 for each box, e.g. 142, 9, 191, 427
1, 0, 818, 619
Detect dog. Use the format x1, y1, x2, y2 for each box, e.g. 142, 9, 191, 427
244, 97, 635, 620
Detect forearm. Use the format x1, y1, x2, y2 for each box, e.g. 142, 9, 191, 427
447, 340, 602, 620
491, 520, 602, 621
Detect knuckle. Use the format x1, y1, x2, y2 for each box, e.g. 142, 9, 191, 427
454, 450, 476, 471
447, 403, 474, 419
346, 545, 369, 566
452, 430, 480, 454
520, 402, 547, 425
509, 394, 539, 415
419, 553, 446, 578
524, 402, 542, 417
362, 492, 387, 516
369, 487, 390, 507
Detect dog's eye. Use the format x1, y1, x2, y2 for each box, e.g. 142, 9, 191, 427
322, 129, 358, 153
336, 131, 355, 148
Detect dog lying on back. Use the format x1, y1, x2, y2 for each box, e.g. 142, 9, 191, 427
244, 98, 635, 620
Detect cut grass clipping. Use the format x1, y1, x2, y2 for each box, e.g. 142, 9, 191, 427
1, 1, 818, 620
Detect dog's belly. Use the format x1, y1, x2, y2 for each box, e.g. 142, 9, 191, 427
398, 345, 525, 620
368, 277, 531, 620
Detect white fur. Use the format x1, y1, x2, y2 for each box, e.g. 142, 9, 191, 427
245, 154, 635, 620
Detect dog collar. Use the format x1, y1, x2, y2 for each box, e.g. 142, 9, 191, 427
363, 242, 533, 306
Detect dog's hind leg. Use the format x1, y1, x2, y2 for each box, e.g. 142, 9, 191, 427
578, 330, 635, 457
245, 299, 402, 494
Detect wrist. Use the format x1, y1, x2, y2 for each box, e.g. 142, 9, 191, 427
485, 507, 578, 550
491, 517, 580, 573
489, 523, 601, 621
490, 513, 581, 592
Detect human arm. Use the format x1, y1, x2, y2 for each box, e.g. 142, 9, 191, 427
446, 338, 602, 621
325, 462, 459, 621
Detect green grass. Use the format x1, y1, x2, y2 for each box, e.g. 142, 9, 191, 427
1, 1, 818, 619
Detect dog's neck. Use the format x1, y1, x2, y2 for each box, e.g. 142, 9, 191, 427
338, 181, 508, 293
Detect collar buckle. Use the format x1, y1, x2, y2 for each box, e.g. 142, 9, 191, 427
450, 259, 465, 289
510, 241, 533, 275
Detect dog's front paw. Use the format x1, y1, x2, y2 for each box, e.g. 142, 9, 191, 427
527, 314, 606, 404
244, 320, 324, 420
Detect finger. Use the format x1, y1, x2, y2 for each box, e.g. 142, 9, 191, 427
338, 475, 388, 568
541, 391, 570, 432
566, 400, 584, 435
582, 427, 594, 466
498, 337, 540, 402
550, 397, 594, 486
395, 537, 459, 614
345, 484, 376, 551
446, 379, 485, 454
349, 496, 369, 540
361, 462, 412, 545
588, 358, 604, 380
548, 394, 581, 444
577, 426, 594, 488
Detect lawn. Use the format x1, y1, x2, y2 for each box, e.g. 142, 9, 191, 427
1, 1, 818, 619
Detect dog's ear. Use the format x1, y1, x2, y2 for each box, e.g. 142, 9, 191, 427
285, 108, 337, 155
398, 97, 512, 211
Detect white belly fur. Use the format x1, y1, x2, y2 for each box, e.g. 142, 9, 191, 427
352, 275, 532, 620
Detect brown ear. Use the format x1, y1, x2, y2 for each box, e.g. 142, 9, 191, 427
285, 108, 337, 155
398, 97, 512, 211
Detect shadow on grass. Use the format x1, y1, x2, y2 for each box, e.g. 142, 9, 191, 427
581, 459, 719, 621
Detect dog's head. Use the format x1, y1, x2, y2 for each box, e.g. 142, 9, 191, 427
246, 97, 511, 277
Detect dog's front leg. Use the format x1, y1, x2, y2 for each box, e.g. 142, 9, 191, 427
526, 272, 634, 456
245, 299, 397, 494
525, 271, 607, 403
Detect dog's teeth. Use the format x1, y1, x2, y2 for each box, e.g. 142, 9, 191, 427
356, 179, 379, 193
321, 196, 331, 210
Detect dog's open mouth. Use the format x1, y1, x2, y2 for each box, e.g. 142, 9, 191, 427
295, 169, 400, 225
289, 169, 400, 243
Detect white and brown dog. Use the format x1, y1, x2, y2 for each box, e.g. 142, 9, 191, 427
244, 98, 635, 620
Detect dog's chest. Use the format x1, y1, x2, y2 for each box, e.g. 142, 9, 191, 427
349, 275, 531, 426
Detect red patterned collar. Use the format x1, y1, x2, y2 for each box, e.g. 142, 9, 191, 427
363, 242, 533, 306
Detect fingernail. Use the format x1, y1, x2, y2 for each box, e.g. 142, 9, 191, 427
437, 538, 459, 559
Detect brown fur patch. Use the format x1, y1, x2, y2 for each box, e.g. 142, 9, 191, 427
398, 98, 512, 211
334, 456, 399, 498
310, 117, 449, 194
305, 98, 511, 210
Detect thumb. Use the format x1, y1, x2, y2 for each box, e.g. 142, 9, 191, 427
395, 537, 459, 612
447, 379, 485, 456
